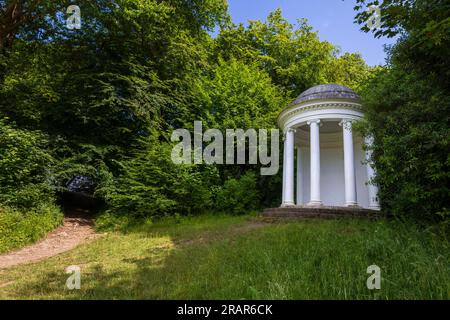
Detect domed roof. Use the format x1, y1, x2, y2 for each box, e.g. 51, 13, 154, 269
290, 84, 360, 105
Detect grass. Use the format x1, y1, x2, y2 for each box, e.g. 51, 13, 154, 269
0, 204, 63, 254
0, 214, 448, 299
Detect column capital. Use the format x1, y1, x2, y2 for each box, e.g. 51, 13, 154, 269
307, 119, 321, 126
339, 118, 353, 125
339, 118, 353, 130
283, 127, 296, 137
286, 127, 296, 133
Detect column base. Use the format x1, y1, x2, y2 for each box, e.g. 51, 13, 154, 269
368, 205, 381, 211
345, 202, 359, 208
281, 202, 296, 208
307, 201, 322, 207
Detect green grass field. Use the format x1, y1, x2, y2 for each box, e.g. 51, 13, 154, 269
0, 215, 448, 299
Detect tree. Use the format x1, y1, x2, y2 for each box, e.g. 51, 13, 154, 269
197, 58, 287, 130
355, 0, 449, 86
216, 9, 373, 97
0, 0, 228, 194
355, 0, 450, 221
0, 0, 54, 50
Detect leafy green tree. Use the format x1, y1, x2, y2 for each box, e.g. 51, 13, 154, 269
194, 58, 287, 208
355, 0, 450, 221
0, 0, 228, 195
355, 0, 449, 86
216, 9, 373, 96
360, 69, 449, 221
198, 58, 288, 130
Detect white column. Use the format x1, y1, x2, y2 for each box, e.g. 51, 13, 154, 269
282, 134, 286, 203
307, 120, 322, 206
281, 128, 295, 207
296, 147, 303, 205
340, 119, 358, 207
365, 136, 380, 210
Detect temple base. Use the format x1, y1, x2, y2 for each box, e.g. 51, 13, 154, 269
280, 202, 296, 208
307, 201, 323, 207
261, 206, 381, 220
345, 202, 359, 208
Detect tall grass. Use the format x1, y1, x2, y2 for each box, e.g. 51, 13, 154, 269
0, 205, 63, 254
0, 215, 448, 299
160, 219, 449, 299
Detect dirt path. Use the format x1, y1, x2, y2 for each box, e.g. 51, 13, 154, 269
0, 210, 100, 269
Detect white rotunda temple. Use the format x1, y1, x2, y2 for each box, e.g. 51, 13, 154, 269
278, 84, 380, 210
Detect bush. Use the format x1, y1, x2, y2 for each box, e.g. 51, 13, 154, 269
99, 137, 217, 219
0, 119, 63, 253
355, 0, 450, 223
215, 171, 260, 215
0, 118, 56, 208
0, 204, 63, 253
361, 69, 450, 222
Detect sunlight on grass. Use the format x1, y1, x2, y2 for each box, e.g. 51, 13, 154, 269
0, 215, 448, 300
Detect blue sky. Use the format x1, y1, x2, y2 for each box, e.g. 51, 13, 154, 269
227, 0, 397, 66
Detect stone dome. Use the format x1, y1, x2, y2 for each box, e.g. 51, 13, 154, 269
290, 84, 360, 106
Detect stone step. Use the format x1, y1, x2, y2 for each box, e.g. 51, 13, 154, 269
260, 206, 381, 220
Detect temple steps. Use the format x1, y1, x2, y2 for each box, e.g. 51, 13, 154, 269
260, 206, 381, 221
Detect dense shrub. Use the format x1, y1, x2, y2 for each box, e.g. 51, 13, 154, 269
99, 137, 218, 219
215, 171, 260, 215
0, 119, 63, 252
0, 119, 56, 208
0, 204, 63, 253
361, 70, 450, 222
356, 0, 450, 222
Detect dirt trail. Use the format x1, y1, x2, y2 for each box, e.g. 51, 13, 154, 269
0, 210, 100, 269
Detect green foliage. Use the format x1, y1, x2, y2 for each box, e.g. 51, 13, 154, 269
0, 118, 62, 252
198, 58, 287, 129
0, 0, 227, 188
99, 136, 218, 218
355, 0, 449, 83
0, 118, 55, 208
215, 172, 260, 215
0, 204, 63, 253
355, 0, 450, 222
360, 69, 450, 221
216, 9, 374, 95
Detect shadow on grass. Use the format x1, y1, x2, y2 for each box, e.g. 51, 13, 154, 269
3, 217, 449, 300
4, 216, 270, 299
